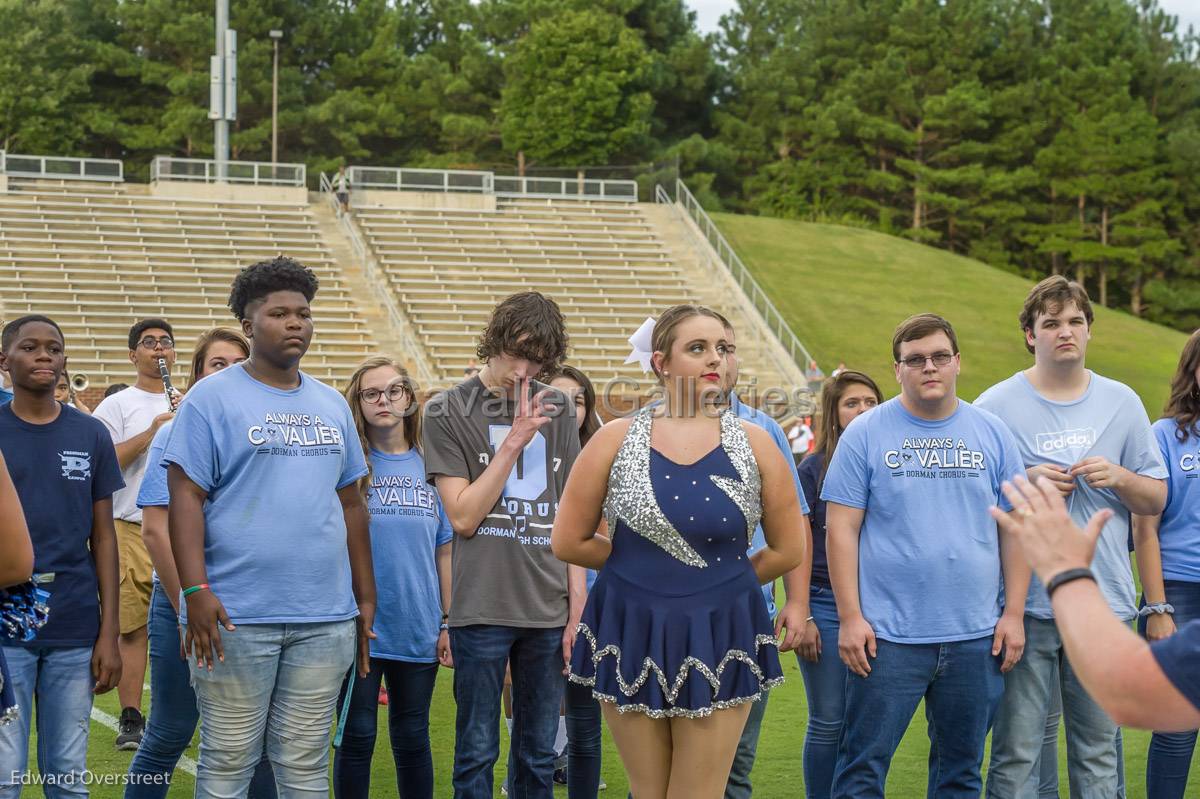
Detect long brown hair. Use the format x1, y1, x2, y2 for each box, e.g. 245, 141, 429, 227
815, 370, 884, 484
345, 357, 421, 496
188, 328, 249, 387
1164, 329, 1200, 442
542, 364, 601, 446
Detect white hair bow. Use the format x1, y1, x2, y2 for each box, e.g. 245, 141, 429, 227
623, 317, 657, 373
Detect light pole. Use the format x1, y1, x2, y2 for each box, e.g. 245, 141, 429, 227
269, 29, 282, 165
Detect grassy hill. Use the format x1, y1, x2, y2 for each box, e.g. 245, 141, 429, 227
713, 213, 1189, 413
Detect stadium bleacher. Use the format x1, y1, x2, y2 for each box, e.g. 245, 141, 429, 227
0, 162, 808, 411
0, 178, 381, 393
350, 194, 796, 391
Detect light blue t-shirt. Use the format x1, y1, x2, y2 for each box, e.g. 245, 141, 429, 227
136, 421, 173, 588
1151, 418, 1200, 583
136, 422, 172, 509
976, 371, 1166, 621
821, 397, 1023, 644
367, 448, 453, 662
161, 363, 368, 625
730, 393, 810, 616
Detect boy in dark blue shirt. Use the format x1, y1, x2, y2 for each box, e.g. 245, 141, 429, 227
0, 315, 123, 795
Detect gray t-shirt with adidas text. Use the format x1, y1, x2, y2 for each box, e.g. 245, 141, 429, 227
976, 371, 1166, 621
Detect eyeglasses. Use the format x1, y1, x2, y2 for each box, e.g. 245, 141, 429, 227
358, 385, 408, 404
138, 336, 174, 350
898, 352, 954, 369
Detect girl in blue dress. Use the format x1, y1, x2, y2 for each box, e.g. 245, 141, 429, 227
553, 305, 806, 799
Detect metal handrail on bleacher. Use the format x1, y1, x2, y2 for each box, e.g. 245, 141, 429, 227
150, 156, 306, 187
318, 172, 437, 388
0, 150, 123, 182
343, 166, 637, 202
493, 175, 637, 201
346, 167, 493, 194
657, 180, 818, 374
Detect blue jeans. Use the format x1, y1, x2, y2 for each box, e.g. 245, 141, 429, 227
832, 635, 1003, 799
1140, 579, 1200, 799
333, 657, 439, 799
724, 692, 769, 799
126, 584, 275, 798
450, 625, 564, 799
565, 678, 602, 799
189, 619, 355, 799
796, 585, 844, 799
0, 645, 93, 799
987, 616, 1120, 799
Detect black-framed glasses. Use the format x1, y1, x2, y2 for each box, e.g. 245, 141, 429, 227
898, 352, 954, 369
138, 336, 174, 350
358, 385, 408, 404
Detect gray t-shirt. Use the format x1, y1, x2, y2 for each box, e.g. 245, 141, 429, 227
976, 371, 1166, 620
422, 376, 580, 628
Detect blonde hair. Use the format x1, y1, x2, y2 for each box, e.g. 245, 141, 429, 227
651, 304, 730, 382
344, 357, 421, 496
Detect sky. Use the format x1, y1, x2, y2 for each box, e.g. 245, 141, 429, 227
686, 0, 1200, 36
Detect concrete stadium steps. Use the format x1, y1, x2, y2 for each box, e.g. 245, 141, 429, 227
351, 196, 795, 393
352, 196, 702, 386
0, 180, 382, 388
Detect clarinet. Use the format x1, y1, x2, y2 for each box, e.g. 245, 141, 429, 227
158, 358, 177, 411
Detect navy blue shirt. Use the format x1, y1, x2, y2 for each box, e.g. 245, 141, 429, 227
1152, 618, 1200, 711
796, 452, 831, 588
0, 403, 123, 647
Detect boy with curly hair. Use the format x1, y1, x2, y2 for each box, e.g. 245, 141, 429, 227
422, 291, 583, 798
162, 257, 376, 797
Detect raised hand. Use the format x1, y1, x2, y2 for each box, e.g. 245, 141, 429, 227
990, 475, 1112, 585
501, 377, 552, 453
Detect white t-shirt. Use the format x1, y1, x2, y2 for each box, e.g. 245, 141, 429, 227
93, 385, 170, 523
789, 422, 813, 454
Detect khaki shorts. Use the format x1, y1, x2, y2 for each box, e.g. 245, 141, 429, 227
115, 519, 153, 634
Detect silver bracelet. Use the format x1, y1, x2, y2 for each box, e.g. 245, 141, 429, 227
1138, 602, 1175, 617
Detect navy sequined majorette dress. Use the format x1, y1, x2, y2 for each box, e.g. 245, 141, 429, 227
568, 407, 784, 718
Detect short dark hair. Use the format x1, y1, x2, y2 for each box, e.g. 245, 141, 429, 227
3, 315, 65, 352
228, 256, 319, 321
104, 383, 128, 398
128, 318, 174, 351
476, 292, 568, 368
1019, 276, 1094, 354
892, 313, 958, 361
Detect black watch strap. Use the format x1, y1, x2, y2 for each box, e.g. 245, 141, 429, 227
1045, 567, 1095, 598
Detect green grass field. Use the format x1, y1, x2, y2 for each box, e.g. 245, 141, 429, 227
27, 645, 1200, 796
24, 216, 1200, 795
713, 213, 1189, 413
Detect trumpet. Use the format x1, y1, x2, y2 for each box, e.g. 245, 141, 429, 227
157, 358, 179, 411
67, 373, 88, 406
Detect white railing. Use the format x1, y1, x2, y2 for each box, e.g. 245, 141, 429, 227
657, 180, 818, 374
319, 172, 437, 387
0, 150, 123, 182
151, 156, 305, 187
493, 175, 637, 201
347, 166, 493, 194
342, 165, 637, 201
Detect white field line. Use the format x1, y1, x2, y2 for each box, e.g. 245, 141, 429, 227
90, 686, 198, 777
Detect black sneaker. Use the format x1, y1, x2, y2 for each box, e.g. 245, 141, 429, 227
116, 707, 143, 750
553, 768, 567, 786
